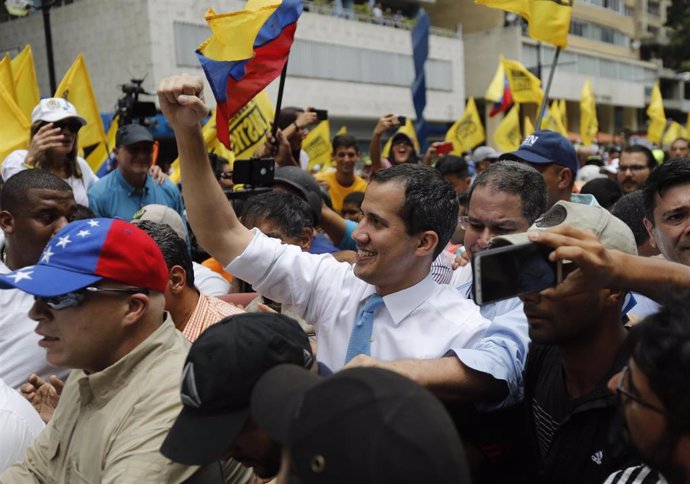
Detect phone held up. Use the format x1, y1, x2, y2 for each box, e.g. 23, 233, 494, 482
472, 242, 563, 305
435, 141, 454, 155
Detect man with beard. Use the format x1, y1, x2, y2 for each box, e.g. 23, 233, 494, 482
618, 145, 656, 194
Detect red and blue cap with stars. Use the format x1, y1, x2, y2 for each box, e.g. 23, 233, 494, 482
0, 218, 168, 297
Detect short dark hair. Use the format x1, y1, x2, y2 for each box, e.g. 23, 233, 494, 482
580, 178, 622, 210
241, 191, 314, 240
435, 155, 469, 178
135, 220, 194, 288
73, 204, 96, 220
628, 290, 690, 432
342, 191, 364, 208
623, 144, 656, 169
612, 190, 650, 247
332, 134, 358, 152
1, 169, 72, 215
642, 158, 690, 223
208, 152, 230, 179
469, 160, 547, 225
370, 164, 458, 258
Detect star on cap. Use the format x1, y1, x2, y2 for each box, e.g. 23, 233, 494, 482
76, 230, 90, 238
40, 247, 54, 264
56, 235, 71, 249
9, 271, 33, 283
87, 220, 100, 228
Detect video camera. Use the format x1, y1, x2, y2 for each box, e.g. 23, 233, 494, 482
115, 78, 157, 126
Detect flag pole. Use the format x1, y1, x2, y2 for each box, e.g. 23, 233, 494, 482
534, 47, 561, 129
271, 61, 289, 137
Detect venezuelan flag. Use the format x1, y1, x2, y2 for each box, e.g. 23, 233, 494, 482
196, 0, 302, 149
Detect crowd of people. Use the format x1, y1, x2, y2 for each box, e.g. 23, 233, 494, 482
0, 72, 689, 484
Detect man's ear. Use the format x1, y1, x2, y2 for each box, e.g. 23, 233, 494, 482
0, 210, 15, 235
168, 265, 187, 295
416, 230, 439, 258
298, 228, 314, 252
557, 167, 574, 190
643, 217, 658, 249
122, 293, 149, 328
605, 288, 625, 307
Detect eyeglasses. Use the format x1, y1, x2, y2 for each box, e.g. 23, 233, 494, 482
615, 365, 667, 415
218, 172, 233, 180
458, 216, 469, 230
52, 120, 82, 133
37, 286, 149, 310
618, 165, 649, 173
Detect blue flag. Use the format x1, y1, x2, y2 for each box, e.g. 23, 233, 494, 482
411, 10, 430, 153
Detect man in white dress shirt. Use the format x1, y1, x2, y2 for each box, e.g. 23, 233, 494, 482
158, 74, 490, 398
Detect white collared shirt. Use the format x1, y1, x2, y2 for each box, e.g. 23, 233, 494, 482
227, 230, 489, 371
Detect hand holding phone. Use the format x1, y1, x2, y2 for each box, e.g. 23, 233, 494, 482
436, 141, 454, 155
397, 115, 407, 126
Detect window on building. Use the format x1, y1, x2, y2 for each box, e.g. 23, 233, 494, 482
624, 5, 634, 16
647, 1, 660, 15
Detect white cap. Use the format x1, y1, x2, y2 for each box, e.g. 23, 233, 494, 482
31, 98, 87, 126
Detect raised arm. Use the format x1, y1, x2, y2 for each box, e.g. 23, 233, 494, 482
157, 74, 253, 266
369, 114, 397, 173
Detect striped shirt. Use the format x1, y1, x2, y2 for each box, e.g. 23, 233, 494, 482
604, 465, 667, 484
182, 294, 244, 342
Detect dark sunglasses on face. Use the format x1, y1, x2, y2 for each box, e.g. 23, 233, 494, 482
37, 286, 150, 310
50, 120, 82, 133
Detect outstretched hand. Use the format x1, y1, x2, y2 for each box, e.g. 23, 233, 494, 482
20, 373, 64, 423
157, 74, 210, 130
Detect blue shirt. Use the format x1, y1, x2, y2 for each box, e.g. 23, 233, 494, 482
454, 267, 531, 409
87, 169, 185, 221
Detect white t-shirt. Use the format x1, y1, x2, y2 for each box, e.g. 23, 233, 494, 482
0, 377, 45, 472
1, 150, 98, 207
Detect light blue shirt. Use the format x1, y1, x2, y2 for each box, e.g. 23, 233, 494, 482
452, 266, 530, 409
87, 169, 185, 221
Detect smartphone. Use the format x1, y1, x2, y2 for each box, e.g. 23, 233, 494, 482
472, 242, 562, 305
397, 115, 407, 126
436, 141, 454, 155
313, 109, 328, 121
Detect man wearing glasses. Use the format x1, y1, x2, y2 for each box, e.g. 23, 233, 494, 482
0, 219, 203, 483
605, 294, 690, 484
617, 145, 657, 194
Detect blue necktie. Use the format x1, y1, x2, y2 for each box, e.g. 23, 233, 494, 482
344, 294, 384, 364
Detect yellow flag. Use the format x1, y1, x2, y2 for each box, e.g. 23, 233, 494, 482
559, 99, 568, 131
227, 91, 275, 159
0, 55, 17, 102
646, 81, 666, 144
303, 120, 333, 171
662, 121, 688, 146
541, 101, 568, 137
501, 57, 543, 105
55, 54, 110, 172
336, 126, 348, 135
475, 0, 572, 48
445, 97, 485, 155
485, 62, 505, 103
493, 104, 522, 152
0, 82, 30, 162
580, 79, 598, 146
524, 116, 535, 137
10, 45, 40, 122
383, 118, 420, 158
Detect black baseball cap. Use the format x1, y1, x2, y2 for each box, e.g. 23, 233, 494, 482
160, 313, 314, 466
116, 124, 154, 147
251, 365, 471, 484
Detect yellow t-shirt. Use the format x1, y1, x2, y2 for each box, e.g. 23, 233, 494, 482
314, 171, 368, 212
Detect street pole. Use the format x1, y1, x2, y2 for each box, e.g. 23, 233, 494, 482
41, 0, 57, 93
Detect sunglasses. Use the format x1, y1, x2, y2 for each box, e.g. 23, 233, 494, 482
51, 120, 82, 133
37, 286, 149, 310
218, 172, 233, 180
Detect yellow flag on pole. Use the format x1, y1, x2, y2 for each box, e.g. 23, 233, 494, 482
445, 97, 485, 155
580, 79, 598, 146
501, 57, 543, 105
303, 120, 333, 171
485, 62, 506, 103
475, 0, 572, 48
559, 99, 568, 131
336, 126, 348, 135
646, 81, 666, 144
0, 55, 17, 102
383, 118, 420, 158
662, 121, 688, 146
524, 116, 535, 137
541, 101, 568, 137
10, 45, 40, 122
55, 54, 109, 172
493, 104, 522, 152
0, 82, 30, 162
226, 90, 275, 159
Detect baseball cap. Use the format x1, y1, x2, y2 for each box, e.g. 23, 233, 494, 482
131, 204, 187, 240
160, 313, 314, 466
500, 130, 579, 175
273, 166, 323, 224
491, 200, 638, 255
31, 98, 86, 126
472, 145, 500, 162
0, 218, 168, 297
116, 124, 154, 147
391, 132, 414, 146
251, 365, 470, 484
